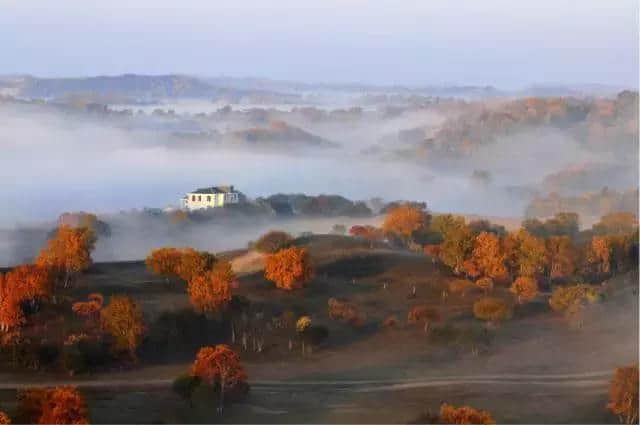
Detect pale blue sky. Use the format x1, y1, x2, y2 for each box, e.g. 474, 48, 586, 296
0, 0, 637, 88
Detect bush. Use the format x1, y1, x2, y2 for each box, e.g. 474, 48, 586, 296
448, 279, 474, 296
472, 297, 512, 325
254, 231, 294, 254
62, 336, 113, 374
327, 298, 365, 327
301, 325, 329, 347
173, 374, 203, 403
264, 247, 313, 290
407, 305, 441, 325
439, 403, 495, 425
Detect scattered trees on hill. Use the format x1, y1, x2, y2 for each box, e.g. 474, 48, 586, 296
188, 261, 233, 315
100, 295, 145, 360
439, 403, 495, 425
36, 225, 96, 288
264, 247, 313, 290
17, 387, 88, 425
253, 230, 294, 253
472, 297, 512, 326
509, 276, 539, 304
607, 365, 638, 424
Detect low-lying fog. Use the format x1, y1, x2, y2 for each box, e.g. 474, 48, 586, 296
0, 99, 636, 266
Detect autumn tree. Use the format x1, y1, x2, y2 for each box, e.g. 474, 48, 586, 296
176, 248, 217, 282
382, 204, 430, 244
472, 297, 512, 326
188, 261, 233, 315
465, 232, 507, 281
509, 276, 539, 304
4, 264, 53, 304
587, 236, 612, 274
607, 365, 639, 424
503, 230, 547, 279
546, 236, 576, 281
190, 345, 249, 407
438, 219, 475, 274
592, 212, 638, 236
349, 225, 385, 246
253, 230, 294, 253
548, 284, 599, 315
72, 293, 104, 322
36, 225, 96, 288
439, 403, 496, 425
407, 305, 441, 332
0, 410, 10, 424
100, 295, 145, 359
264, 247, 313, 290
145, 247, 182, 282
18, 387, 88, 425
328, 298, 365, 327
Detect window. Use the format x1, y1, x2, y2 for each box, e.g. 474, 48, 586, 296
191, 195, 196, 201
207, 196, 211, 202
198, 195, 201, 201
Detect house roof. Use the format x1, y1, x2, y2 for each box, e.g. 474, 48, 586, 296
190, 186, 234, 194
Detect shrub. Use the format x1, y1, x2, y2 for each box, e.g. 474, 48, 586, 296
509, 276, 539, 304
439, 403, 495, 425
448, 279, 474, 296
172, 374, 203, 403
253, 231, 294, 254
381, 315, 399, 328
548, 284, 599, 314
475, 277, 494, 294
472, 297, 512, 325
407, 305, 441, 325
264, 247, 313, 290
300, 325, 329, 347
327, 298, 365, 327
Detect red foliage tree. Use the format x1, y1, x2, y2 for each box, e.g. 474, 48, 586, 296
191, 345, 249, 406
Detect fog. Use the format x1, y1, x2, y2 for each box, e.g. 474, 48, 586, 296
0, 96, 637, 266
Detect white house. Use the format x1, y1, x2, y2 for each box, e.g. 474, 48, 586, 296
180, 185, 240, 210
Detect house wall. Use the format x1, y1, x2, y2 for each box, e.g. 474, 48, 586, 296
183, 192, 239, 210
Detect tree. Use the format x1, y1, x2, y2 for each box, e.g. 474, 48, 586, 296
607, 365, 638, 424
593, 212, 638, 236
100, 295, 145, 359
0, 273, 25, 332
588, 236, 612, 274
37, 387, 89, 425
190, 345, 249, 407
4, 264, 54, 303
0, 411, 10, 424
546, 236, 576, 280
253, 230, 294, 253
448, 279, 474, 297
18, 387, 88, 425
407, 305, 441, 332
467, 232, 507, 281
145, 247, 182, 282
188, 261, 233, 315
509, 276, 539, 304
176, 248, 217, 282
548, 284, 599, 315
36, 225, 96, 288
264, 247, 313, 290
439, 221, 475, 274
472, 297, 512, 325
503, 230, 547, 279
439, 403, 495, 425
382, 204, 430, 244
72, 293, 104, 319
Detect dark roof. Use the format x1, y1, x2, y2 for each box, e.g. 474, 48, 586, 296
191, 186, 234, 194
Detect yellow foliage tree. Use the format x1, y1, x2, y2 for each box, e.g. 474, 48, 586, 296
509, 276, 539, 304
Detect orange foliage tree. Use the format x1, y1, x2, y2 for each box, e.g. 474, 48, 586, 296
0, 410, 10, 424
100, 295, 145, 359
72, 293, 104, 321
190, 345, 249, 406
509, 276, 539, 304
145, 247, 182, 282
607, 365, 639, 424
264, 247, 313, 290
175, 248, 217, 282
36, 225, 96, 288
188, 261, 233, 315
439, 403, 496, 425
503, 230, 547, 279
328, 298, 366, 327
472, 297, 512, 326
475, 277, 494, 294
588, 236, 612, 274
18, 387, 88, 425
382, 204, 430, 243
4, 264, 53, 303
466, 232, 507, 281
253, 230, 294, 253
545, 236, 576, 280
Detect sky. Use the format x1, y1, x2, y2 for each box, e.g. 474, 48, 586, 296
0, 0, 638, 88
